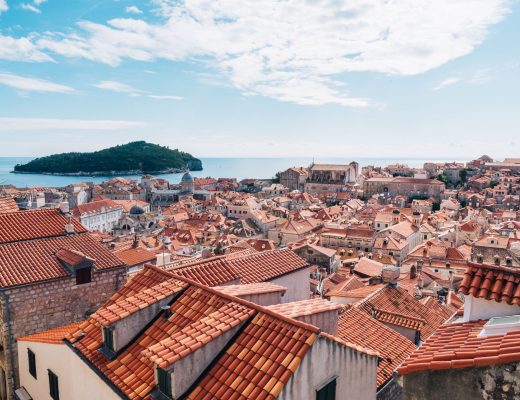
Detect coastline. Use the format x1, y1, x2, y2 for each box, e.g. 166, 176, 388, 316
10, 167, 203, 177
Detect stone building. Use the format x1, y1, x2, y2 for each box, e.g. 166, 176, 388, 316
363, 177, 445, 201
0, 206, 126, 399
279, 167, 309, 191
304, 163, 358, 193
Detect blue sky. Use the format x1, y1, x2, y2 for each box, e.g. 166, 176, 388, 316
0, 0, 519, 159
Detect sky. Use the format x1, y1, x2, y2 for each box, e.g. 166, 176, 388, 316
0, 0, 519, 159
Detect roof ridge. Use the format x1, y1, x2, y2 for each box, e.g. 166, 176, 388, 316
142, 265, 321, 334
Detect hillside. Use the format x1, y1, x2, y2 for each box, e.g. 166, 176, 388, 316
13, 141, 202, 175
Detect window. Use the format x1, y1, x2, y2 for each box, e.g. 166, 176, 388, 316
316, 379, 336, 400
76, 267, 92, 285
48, 370, 59, 400
103, 327, 114, 352
28, 349, 36, 379
157, 368, 172, 398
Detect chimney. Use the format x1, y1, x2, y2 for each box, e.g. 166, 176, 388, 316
392, 209, 400, 224
59, 201, 70, 214
410, 264, 417, 279
382, 266, 400, 288
64, 214, 75, 234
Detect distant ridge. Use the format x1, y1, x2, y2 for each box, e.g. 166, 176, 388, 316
13, 141, 202, 176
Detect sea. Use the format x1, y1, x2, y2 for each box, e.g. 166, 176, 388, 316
0, 156, 463, 188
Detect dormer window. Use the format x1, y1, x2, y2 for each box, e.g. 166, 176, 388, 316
157, 368, 172, 399
316, 378, 336, 400
101, 327, 115, 358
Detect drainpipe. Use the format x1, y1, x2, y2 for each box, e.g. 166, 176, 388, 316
0, 290, 16, 399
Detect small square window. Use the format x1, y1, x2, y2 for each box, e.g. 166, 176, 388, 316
28, 349, 36, 379
316, 379, 336, 400
76, 268, 92, 285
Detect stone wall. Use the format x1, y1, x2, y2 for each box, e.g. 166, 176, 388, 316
0, 267, 126, 399
402, 362, 520, 400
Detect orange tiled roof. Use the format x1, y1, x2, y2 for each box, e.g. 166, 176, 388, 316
65, 265, 378, 400
214, 282, 287, 297
73, 199, 122, 217
0, 208, 87, 243
18, 321, 85, 345
144, 302, 254, 369
266, 298, 343, 319
0, 234, 124, 288
338, 308, 416, 388
93, 277, 187, 326
114, 247, 156, 266
167, 257, 240, 287
459, 262, 520, 305
398, 320, 520, 375
356, 286, 451, 339
227, 248, 309, 284
0, 196, 18, 214
187, 312, 318, 400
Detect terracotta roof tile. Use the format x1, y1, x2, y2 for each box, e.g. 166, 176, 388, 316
459, 262, 520, 305
356, 286, 451, 339
144, 302, 254, 369
0, 208, 86, 243
167, 257, 240, 287
338, 308, 416, 388
0, 196, 18, 214
114, 247, 156, 267
227, 249, 309, 284
266, 299, 343, 319
214, 282, 287, 297
18, 321, 85, 345
187, 313, 318, 400
0, 234, 124, 288
398, 320, 520, 375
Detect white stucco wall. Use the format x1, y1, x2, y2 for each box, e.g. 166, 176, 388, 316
278, 336, 377, 400
18, 341, 120, 400
463, 295, 520, 322
269, 267, 310, 303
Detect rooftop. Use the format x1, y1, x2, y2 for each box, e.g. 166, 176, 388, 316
398, 319, 520, 375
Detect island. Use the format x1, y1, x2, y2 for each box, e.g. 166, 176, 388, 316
13, 141, 202, 176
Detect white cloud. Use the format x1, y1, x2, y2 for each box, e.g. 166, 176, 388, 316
21, 3, 41, 13
433, 77, 461, 91
0, 0, 8, 14
0, 35, 52, 62
125, 6, 143, 14
34, 0, 47, 5
0, 72, 74, 93
20, 0, 518, 106
93, 80, 140, 94
0, 118, 147, 131
148, 94, 183, 100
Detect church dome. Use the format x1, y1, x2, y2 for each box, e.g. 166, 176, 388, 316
129, 205, 145, 215
181, 172, 193, 183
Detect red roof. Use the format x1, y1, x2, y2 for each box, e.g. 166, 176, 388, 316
0, 196, 18, 214
338, 308, 416, 388
18, 321, 85, 345
266, 298, 343, 319
356, 286, 452, 339
459, 262, 520, 305
167, 257, 240, 286
73, 199, 122, 217
0, 208, 86, 243
398, 320, 520, 375
227, 249, 309, 284
0, 234, 124, 288
114, 247, 156, 267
